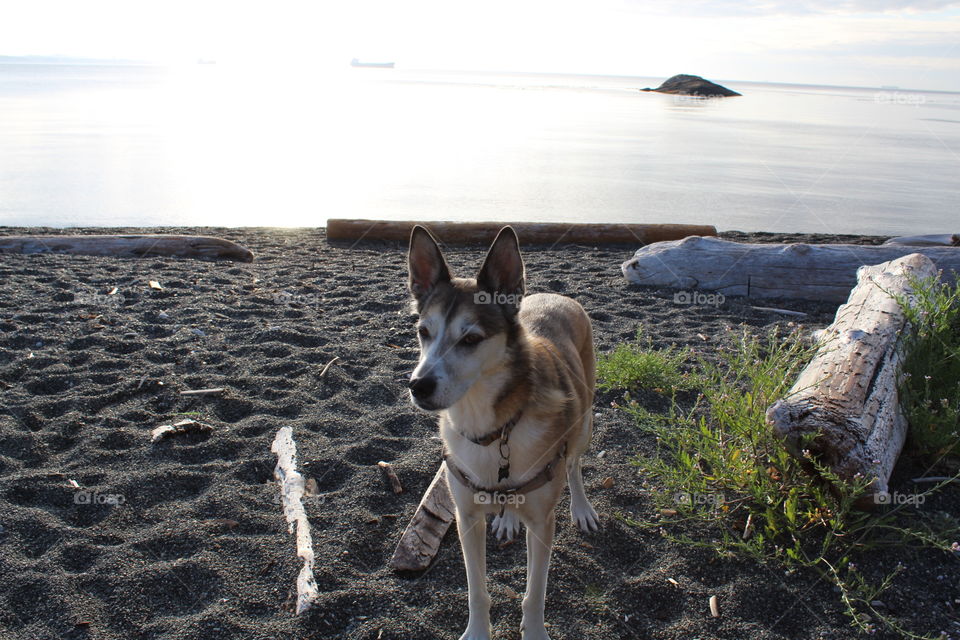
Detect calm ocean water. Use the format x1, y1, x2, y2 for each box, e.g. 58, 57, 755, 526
0, 63, 957, 235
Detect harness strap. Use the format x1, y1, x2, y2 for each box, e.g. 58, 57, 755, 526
444, 444, 567, 501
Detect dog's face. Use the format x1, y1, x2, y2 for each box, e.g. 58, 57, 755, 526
406, 226, 525, 411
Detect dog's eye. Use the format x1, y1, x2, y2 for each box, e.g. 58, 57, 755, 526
418, 326, 431, 340
460, 333, 484, 347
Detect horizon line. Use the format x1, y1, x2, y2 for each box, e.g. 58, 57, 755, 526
0, 54, 955, 95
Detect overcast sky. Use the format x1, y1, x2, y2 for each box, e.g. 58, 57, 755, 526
2, 0, 958, 90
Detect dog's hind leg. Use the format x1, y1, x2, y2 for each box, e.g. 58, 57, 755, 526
456, 510, 492, 640
568, 414, 600, 532
491, 507, 521, 541
520, 511, 556, 640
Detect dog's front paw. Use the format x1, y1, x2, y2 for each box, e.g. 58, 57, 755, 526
520, 623, 551, 640
491, 509, 521, 541
459, 627, 492, 640
571, 500, 600, 533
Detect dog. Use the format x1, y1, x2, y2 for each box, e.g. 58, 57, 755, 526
407, 225, 599, 640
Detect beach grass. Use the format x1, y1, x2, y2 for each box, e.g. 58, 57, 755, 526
897, 275, 960, 459
600, 327, 960, 639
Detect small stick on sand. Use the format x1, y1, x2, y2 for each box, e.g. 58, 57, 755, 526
272, 426, 320, 614
750, 305, 808, 317
318, 356, 340, 378
180, 387, 225, 396
378, 461, 403, 494
709, 595, 720, 618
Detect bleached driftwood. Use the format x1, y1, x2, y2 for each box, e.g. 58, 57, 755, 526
271, 426, 320, 614
884, 234, 960, 247
766, 253, 938, 497
179, 387, 225, 396
389, 463, 456, 571
0, 235, 254, 262
327, 219, 717, 245
150, 419, 212, 442
622, 236, 960, 302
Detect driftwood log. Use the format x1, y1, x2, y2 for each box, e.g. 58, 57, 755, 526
883, 234, 960, 247
389, 462, 456, 571
766, 253, 938, 498
622, 236, 960, 302
326, 219, 717, 245
0, 235, 254, 262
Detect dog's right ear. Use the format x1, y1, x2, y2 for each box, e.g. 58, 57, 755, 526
408, 225, 451, 302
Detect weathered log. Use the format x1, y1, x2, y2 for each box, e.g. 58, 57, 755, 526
622, 236, 960, 302
0, 235, 254, 262
389, 462, 456, 571
766, 253, 938, 498
883, 234, 960, 247
326, 219, 717, 245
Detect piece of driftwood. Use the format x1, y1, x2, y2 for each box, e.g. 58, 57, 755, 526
750, 305, 808, 317
271, 426, 320, 614
180, 387, 224, 396
318, 357, 340, 379
884, 234, 960, 247
0, 235, 254, 262
378, 461, 403, 494
150, 419, 213, 442
622, 236, 960, 302
327, 219, 717, 245
389, 462, 456, 571
766, 253, 938, 498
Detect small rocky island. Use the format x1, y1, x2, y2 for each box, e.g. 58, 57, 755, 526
642, 74, 741, 97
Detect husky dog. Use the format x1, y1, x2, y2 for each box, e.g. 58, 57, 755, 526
407, 225, 599, 640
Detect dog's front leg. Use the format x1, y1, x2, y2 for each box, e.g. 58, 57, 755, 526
520, 511, 555, 640
456, 509, 492, 640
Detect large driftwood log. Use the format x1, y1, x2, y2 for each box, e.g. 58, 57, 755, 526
0, 235, 254, 262
883, 234, 960, 247
389, 462, 456, 571
766, 253, 938, 497
622, 236, 960, 302
326, 219, 717, 245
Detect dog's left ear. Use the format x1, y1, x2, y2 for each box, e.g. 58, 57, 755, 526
477, 226, 525, 314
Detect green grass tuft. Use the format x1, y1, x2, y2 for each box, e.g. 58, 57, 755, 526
596, 329, 695, 395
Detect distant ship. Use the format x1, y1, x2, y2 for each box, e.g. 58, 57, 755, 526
351, 58, 395, 69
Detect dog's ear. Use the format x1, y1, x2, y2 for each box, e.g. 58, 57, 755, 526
477, 226, 525, 314
408, 225, 451, 301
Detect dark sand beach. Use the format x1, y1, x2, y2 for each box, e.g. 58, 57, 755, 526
0, 227, 956, 640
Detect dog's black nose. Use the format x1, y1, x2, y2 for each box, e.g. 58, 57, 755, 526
408, 375, 437, 399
